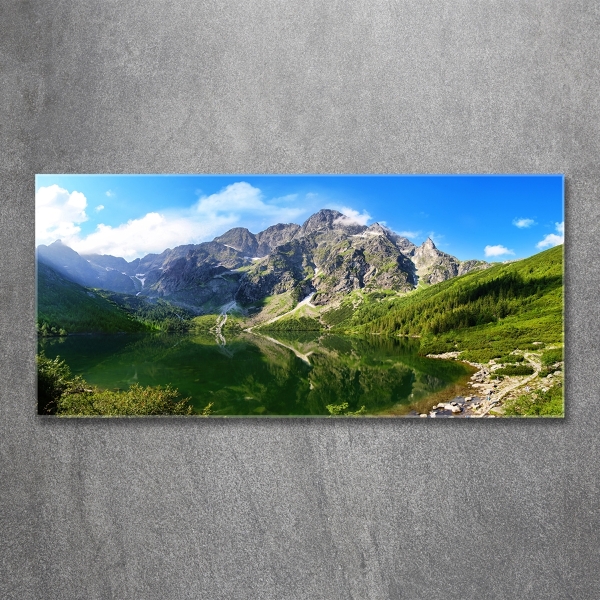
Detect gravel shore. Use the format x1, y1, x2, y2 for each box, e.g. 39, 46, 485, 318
410, 348, 564, 418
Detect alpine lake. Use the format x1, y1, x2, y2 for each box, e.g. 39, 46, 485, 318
39, 331, 475, 417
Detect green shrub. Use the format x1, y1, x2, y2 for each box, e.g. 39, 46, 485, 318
419, 337, 457, 356
503, 385, 563, 416
539, 366, 562, 378
494, 364, 535, 376
326, 402, 349, 415
499, 354, 525, 364
541, 347, 563, 366
461, 349, 503, 363
519, 342, 545, 350
38, 352, 193, 416
57, 383, 193, 416
37, 321, 68, 337
37, 353, 85, 414
326, 402, 367, 416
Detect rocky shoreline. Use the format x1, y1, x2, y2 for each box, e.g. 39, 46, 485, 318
410, 348, 563, 418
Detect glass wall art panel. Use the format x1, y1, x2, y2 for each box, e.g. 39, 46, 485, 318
36, 174, 564, 418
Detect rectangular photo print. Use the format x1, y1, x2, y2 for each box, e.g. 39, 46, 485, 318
36, 175, 564, 417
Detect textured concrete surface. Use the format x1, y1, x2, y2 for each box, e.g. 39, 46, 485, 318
1, 1, 599, 598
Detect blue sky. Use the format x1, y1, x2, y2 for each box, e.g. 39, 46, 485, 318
35, 174, 564, 261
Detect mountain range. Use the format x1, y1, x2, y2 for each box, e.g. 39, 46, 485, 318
37, 209, 490, 317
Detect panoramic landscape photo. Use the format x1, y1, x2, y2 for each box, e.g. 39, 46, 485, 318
36, 174, 564, 417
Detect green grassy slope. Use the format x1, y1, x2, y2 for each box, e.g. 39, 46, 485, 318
37, 262, 150, 334
333, 245, 563, 362
256, 316, 322, 332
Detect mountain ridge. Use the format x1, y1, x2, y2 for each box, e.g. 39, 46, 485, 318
37, 209, 491, 319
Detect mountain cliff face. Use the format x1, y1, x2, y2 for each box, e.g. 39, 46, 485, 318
37, 210, 490, 318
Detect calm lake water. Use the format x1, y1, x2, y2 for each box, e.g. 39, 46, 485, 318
38, 332, 473, 416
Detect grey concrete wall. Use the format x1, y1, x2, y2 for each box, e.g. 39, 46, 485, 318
2, 1, 598, 598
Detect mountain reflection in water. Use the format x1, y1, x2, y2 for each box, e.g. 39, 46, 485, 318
39, 332, 473, 416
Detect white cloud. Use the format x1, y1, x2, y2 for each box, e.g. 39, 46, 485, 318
70, 212, 238, 260
36, 185, 88, 245
195, 182, 264, 213
333, 206, 372, 227
484, 244, 515, 257
41, 181, 313, 259
194, 182, 305, 224
396, 230, 420, 239
106, 190, 114, 197
95, 204, 105, 212
513, 217, 536, 228
536, 234, 563, 249
536, 222, 564, 249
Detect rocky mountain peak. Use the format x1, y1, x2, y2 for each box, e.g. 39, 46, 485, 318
38, 239, 81, 261
213, 227, 258, 255
297, 209, 368, 238
297, 209, 345, 236
366, 223, 388, 235
256, 223, 301, 255
410, 236, 488, 286
37, 239, 139, 294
